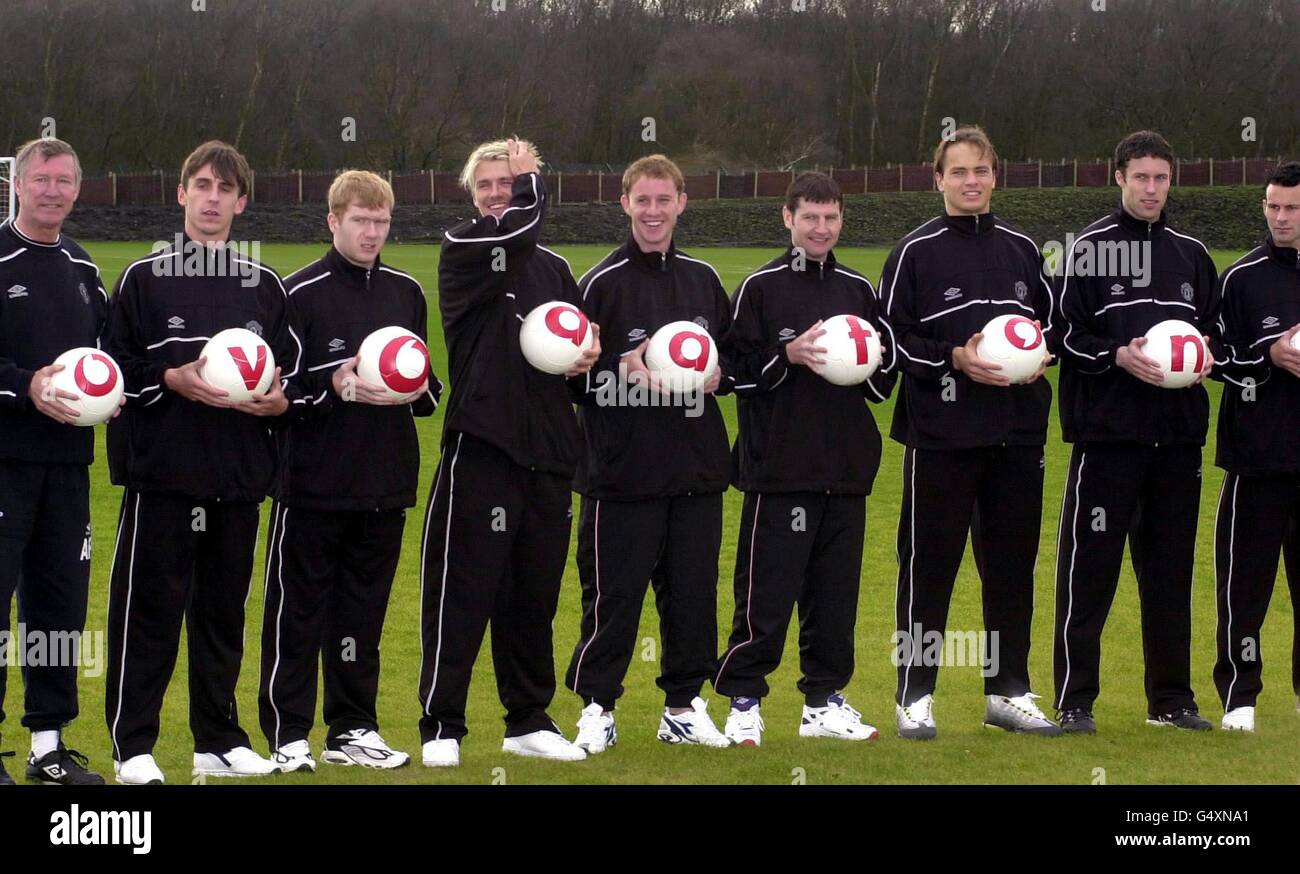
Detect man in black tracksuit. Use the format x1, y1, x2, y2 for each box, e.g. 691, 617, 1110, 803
714, 172, 895, 746
104, 142, 300, 783
1053, 131, 1219, 733
259, 171, 442, 771
417, 139, 598, 766
884, 128, 1059, 740
564, 155, 732, 752
0, 138, 107, 785
1208, 161, 1300, 732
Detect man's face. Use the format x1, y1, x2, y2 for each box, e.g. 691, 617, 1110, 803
328, 203, 391, 267
1264, 183, 1300, 249
14, 153, 79, 232
621, 175, 685, 253
935, 142, 995, 215
783, 198, 842, 260
178, 163, 246, 241
1116, 156, 1171, 222
472, 158, 514, 220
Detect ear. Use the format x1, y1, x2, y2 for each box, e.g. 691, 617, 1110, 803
176, 184, 187, 207
1114, 169, 1125, 188
620, 193, 633, 219
233, 194, 248, 216
327, 211, 340, 234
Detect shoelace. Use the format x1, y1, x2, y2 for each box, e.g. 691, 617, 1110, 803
59, 748, 92, 770
905, 698, 933, 724
1007, 693, 1048, 721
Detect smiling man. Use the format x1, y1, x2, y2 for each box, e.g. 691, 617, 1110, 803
565, 154, 732, 753
882, 126, 1059, 741
103, 140, 302, 783
1208, 161, 1300, 733
714, 172, 895, 746
0, 138, 109, 785
258, 170, 442, 772
1053, 130, 1220, 734
417, 139, 599, 767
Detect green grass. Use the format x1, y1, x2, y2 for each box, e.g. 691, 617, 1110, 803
8, 241, 1298, 785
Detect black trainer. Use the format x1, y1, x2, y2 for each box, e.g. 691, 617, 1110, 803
1146, 708, 1212, 731
0, 748, 14, 786
1058, 708, 1097, 734
26, 746, 107, 785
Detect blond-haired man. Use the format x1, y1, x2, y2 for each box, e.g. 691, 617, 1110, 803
417, 139, 599, 766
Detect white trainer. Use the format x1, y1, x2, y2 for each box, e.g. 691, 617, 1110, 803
658, 697, 731, 747
421, 738, 460, 768
984, 693, 1063, 736
502, 730, 587, 761
271, 740, 316, 773
321, 729, 410, 769
1221, 706, 1255, 733
896, 694, 938, 740
800, 692, 879, 740
192, 746, 277, 778
574, 703, 617, 754
114, 754, 165, 785
724, 698, 764, 747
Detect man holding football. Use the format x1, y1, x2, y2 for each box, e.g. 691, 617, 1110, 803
0, 137, 110, 785
714, 171, 895, 746
103, 141, 300, 782
417, 139, 599, 766
259, 170, 442, 772
565, 154, 732, 752
883, 126, 1059, 740
1053, 130, 1219, 733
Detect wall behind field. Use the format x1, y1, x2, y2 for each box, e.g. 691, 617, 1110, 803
64, 186, 1271, 251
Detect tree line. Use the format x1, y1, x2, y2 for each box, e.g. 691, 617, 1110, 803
1, 0, 1293, 175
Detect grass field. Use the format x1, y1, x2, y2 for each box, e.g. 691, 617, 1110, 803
7, 240, 1299, 786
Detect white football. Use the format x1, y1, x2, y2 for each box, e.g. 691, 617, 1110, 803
1143, 319, 1207, 389
48, 347, 124, 426
519, 301, 594, 375
1290, 331, 1300, 352
200, 327, 276, 402
975, 314, 1047, 384
811, 314, 881, 385
645, 320, 719, 393
356, 326, 430, 401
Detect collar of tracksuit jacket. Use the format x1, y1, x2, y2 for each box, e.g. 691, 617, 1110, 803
779, 244, 839, 280
623, 235, 678, 275
1265, 236, 1300, 268
321, 245, 382, 287
1113, 206, 1169, 239
939, 211, 998, 237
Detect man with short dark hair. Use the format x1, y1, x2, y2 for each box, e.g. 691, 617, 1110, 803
714, 171, 894, 746
1209, 160, 1300, 733
1053, 130, 1219, 733
883, 126, 1059, 741
103, 140, 301, 783
565, 154, 732, 753
0, 137, 108, 785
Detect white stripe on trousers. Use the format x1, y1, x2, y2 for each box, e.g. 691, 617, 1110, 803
1214, 474, 1242, 708
1054, 450, 1086, 711
714, 494, 762, 688
900, 449, 917, 704
108, 491, 141, 761
569, 499, 602, 694
421, 433, 463, 738
264, 504, 288, 749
